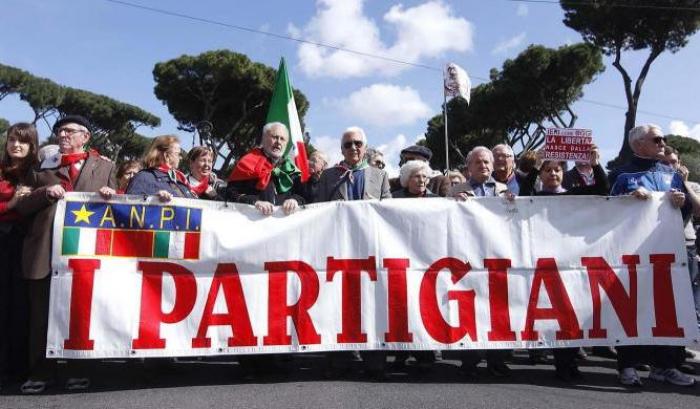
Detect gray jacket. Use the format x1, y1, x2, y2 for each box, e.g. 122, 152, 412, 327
314, 166, 391, 202
448, 177, 509, 198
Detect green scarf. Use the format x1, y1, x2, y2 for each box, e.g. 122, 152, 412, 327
271, 156, 301, 193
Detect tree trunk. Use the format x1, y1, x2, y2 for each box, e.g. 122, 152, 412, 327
612, 45, 662, 167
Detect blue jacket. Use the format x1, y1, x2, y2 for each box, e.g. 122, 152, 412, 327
609, 156, 690, 217
126, 168, 196, 199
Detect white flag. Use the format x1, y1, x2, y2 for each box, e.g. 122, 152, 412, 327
444, 63, 471, 104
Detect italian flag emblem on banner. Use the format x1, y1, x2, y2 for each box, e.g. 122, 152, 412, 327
61, 202, 202, 260
266, 57, 310, 182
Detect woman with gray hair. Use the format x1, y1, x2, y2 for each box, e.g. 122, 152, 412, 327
392, 160, 438, 198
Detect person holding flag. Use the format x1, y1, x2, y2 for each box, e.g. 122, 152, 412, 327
226, 122, 306, 215
266, 57, 310, 183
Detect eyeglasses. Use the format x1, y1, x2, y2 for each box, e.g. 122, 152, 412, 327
651, 136, 667, 144
342, 140, 364, 149
56, 127, 86, 136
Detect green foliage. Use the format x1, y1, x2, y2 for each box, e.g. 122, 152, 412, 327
561, 0, 700, 163
667, 134, 700, 154
0, 65, 29, 101
424, 43, 604, 171
667, 134, 700, 182
562, 0, 700, 55
153, 50, 310, 173
0, 117, 8, 158
0, 62, 160, 162
0, 118, 8, 135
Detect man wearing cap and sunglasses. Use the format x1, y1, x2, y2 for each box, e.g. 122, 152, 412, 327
16, 115, 116, 394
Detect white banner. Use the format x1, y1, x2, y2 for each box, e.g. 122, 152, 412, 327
47, 193, 699, 358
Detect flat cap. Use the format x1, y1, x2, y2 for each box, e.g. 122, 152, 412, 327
53, 115, 92, 133
400, 145, 432, 161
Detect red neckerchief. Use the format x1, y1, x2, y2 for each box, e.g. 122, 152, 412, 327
157, 164, 190, 186
228, 148, 274, 190
58, 150, 98, 191
60, 151, 89, 183
190, 175, 210, 196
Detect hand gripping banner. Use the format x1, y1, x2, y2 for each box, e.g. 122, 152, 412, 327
47, 193, 700, 358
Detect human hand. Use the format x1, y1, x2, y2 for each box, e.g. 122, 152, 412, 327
156, 190, 173, 202
254, 200, 274, 215
678, 165, 690, 182
454, 192, 470, 202
14, 185, 32, 197
629, 187, 651, 200
589, 144, 600, 167
46, 184, 66, 199
669, 189, 686, 208
98, 186, 116, 200
282, 199, 299, 215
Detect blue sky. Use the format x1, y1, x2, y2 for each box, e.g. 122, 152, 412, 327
2, 0, 699, 176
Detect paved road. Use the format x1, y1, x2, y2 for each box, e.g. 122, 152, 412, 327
1, 351, 699, 409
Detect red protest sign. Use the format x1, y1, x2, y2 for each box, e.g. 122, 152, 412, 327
544, 128, 593, 161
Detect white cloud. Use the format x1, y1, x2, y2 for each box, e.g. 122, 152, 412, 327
491, 32, 527, 55
311, 135, 344, 166
376, 134, 408, 177
294, 0, 474, 78
669, 120, 700, 141
332, 84, 432, 126
516, 4, 528, 17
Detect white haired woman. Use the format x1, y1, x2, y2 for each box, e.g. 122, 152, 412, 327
391, 160, 438, 198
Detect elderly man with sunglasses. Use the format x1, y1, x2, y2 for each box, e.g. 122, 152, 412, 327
312, 126, 390, 378
314, 127, 391, 203
609, 123, 695, 387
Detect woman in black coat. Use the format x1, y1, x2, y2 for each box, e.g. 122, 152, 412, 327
0, 123, 38, 390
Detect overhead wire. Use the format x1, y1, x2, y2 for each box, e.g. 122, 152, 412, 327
103, 0, 699, 124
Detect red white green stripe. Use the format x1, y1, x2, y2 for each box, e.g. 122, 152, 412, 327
62, 227, 200, 259
266, 57, 310, 182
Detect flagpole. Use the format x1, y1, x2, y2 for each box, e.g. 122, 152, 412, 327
443, 87, 450, 173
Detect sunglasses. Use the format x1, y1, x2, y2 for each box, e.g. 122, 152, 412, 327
651, 136, 667, 144
343, 140, 364, 149
372, 161, 385, 169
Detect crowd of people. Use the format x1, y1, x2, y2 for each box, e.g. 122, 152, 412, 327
0, 115, 698, 394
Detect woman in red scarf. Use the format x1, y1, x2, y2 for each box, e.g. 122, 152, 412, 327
186, 146, 224, 200
0, 123, 38, 390
126, 135, 196, 201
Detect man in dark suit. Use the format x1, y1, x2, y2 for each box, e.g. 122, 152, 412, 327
17, 115, 116, 394
314, 127, 391, 202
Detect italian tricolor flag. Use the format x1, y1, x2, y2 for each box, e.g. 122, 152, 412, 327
266, 57, 310, 182
62, 227, 200, 260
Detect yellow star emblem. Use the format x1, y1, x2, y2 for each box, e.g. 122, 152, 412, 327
72, 204, 95, 224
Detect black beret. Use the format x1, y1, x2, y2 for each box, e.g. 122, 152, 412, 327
400, 145, 433, 161
53, 115, 92, 133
